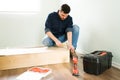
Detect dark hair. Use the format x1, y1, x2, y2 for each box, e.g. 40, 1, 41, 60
61, 4, 71, 14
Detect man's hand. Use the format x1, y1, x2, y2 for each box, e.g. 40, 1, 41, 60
46, 31, 63, 47
67, 43, 75, 53
55, 40, 63, 47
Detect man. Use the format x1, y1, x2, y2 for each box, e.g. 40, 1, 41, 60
42, 4, 79, 76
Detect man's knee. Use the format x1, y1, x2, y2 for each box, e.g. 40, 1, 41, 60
42, 38, 54, 47
73, 24, 80, 33
42, 39, 48, 46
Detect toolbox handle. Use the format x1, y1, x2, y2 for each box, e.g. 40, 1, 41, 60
99, 52, 107, 56
91, 51, 107, 56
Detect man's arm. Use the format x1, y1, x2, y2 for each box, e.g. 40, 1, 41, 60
45, 13, 62, 47
67, 31, 74, 51
46, 31, 63, 47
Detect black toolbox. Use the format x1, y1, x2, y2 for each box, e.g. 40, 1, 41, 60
83, 51, 113, 75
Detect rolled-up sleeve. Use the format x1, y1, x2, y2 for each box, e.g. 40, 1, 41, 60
45, 14, 52, 33
45, 28, 51, 33
65, 17, 73, 32
65, 27, 73, 32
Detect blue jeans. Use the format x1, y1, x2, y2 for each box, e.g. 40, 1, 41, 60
42, 25, 80, 49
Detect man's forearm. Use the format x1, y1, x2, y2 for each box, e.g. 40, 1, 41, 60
67, 31, 72, 45
46, 31, 59, 42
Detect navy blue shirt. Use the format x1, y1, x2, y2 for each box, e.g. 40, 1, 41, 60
45, 11, 73, 38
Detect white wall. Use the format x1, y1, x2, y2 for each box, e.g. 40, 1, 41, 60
0, 0, 60, 48
61, 0, 120, 68
0, 0, 120, 68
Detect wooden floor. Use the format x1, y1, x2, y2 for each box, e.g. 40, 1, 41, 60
0, 54, 120, 80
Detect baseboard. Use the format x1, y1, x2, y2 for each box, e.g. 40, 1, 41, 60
112, 62, 120, 69
76, 48, 88, 54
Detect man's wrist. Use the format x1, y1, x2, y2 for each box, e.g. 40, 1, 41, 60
67, 43, 72, 46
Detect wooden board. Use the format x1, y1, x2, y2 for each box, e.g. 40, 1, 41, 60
0, 47, 69, 70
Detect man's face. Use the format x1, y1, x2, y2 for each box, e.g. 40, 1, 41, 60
59, 10, 69, 20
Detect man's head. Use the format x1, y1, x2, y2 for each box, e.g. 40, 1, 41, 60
59, 4, 71, 20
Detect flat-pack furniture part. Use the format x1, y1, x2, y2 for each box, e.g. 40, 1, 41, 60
0, 47, 69, 70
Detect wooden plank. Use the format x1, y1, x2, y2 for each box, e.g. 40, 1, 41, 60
0, 47, 69, 70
